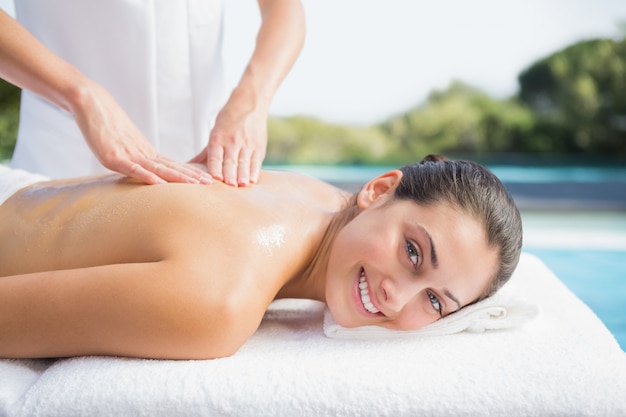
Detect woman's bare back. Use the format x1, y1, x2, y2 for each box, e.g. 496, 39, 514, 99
0, 171, 348, 359
0, 171, 345, 274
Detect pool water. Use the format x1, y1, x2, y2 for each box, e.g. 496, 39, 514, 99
266, 164, 626, 185
522, 211, 626, 351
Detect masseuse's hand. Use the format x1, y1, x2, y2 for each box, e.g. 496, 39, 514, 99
190, 90, 267, 187
74, 82, 213, 185
190, 0, 305, 187
0, 9, 211, 186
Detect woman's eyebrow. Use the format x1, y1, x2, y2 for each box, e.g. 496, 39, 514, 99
418, 225, 438, 269
444, 290, 462, 311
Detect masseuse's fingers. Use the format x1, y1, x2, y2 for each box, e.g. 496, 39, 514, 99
118, 156, 213, 185
145, 157, 214, 185
125, 160, 166, 185
222, 147, 243, 187
191, 145, 255, 188
190, 144, 227, 183
248, 152, 263, 185
236, 148, 263, 186
190, 141, 245, 187
70, 81, 214, 185
102, 147, 214, 185
194, 101, 268, 187
204, 135, 243, 187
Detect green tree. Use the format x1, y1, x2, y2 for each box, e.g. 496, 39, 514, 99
3, 36, 625, 165
267, 116, 392, 164
0, 79, 21, 161
518, 37, 626, 153
379, 81, 534, 160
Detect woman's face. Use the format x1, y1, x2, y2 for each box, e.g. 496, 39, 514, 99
324, 171, 499, 330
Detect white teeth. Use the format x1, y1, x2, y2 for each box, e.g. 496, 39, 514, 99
359, 272, 380, 314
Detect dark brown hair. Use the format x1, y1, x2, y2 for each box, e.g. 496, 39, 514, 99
394, 155, 523, 299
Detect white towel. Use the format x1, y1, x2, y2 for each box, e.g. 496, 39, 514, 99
1, 255, 625, 417
0, 164, 49, 205
324, 291, 540, 339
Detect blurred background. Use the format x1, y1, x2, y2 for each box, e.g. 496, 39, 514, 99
0, 1, 625, 349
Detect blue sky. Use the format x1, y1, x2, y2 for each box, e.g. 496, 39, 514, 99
3, 0, 626, 125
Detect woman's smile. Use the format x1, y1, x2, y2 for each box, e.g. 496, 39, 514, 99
355, 267, 384, 317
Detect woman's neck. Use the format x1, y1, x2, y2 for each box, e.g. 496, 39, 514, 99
276, 198, 359, 302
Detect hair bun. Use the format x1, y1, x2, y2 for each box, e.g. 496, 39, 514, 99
419, 154, 448, 164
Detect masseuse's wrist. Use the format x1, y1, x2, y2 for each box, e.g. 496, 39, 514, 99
224, 83, 271, 120
62, 76, 100, 119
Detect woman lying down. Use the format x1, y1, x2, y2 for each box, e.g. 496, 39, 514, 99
0, 155, 522, 360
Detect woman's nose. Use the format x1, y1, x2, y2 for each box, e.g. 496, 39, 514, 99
380, 275, 422, 313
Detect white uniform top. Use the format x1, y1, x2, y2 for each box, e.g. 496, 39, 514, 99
11, 0, 228, 178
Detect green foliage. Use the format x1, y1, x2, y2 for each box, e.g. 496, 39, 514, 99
268, 36, 626, 163
379, 81, 535, 161
0, 79, 20, 161
1, 36, 625, 164
268, 82, 538, 165
518, 37, 626, 153
267, 116, 392, 164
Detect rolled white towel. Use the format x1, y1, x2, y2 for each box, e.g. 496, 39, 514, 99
324, 293, 540, 339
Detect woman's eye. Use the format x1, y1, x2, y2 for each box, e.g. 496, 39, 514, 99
405, 241, 420, 267
428, 291, 443, 317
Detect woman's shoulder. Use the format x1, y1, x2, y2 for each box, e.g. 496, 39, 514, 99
258, 170, 352, 211
155, 169, 351, 216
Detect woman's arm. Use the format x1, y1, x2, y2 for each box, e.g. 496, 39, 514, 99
0, 9, 211, 185
0, 259, 260, 359
191, 0, 306, 186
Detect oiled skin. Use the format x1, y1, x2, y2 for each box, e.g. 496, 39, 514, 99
0, 171, 349, 359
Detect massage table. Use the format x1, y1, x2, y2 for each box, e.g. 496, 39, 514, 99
1, 253, 625, 416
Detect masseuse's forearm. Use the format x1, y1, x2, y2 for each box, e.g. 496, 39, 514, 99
0, 9, 91, 116
0, 9, 212, 185
226, 0, 305, 113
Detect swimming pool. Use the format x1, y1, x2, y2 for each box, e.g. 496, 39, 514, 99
522, 211, 626, 351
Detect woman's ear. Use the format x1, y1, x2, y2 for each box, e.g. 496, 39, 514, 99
357, 170, 403, 209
